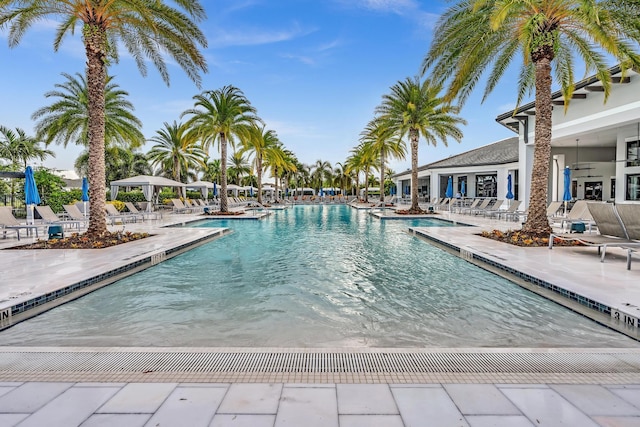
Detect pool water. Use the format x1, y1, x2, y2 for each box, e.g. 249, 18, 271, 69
0, 205, 636, 347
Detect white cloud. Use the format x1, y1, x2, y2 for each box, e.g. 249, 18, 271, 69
208, 23, 316, 48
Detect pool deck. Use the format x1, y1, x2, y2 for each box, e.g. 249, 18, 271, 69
0, 206, 640, 426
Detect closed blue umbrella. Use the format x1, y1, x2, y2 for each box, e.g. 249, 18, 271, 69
213, 182, 217, 197
81, 176, 89, 217
445, 176, 453, 198
506, 174, 514, 199
250, 186, 254, 197
563, 166, 572, 215
24, 166, 40, 225
460, 180, 466, 197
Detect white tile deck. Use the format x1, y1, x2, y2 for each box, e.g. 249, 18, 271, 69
0, 207, 639, 425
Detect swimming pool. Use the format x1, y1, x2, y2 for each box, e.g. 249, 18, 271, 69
0, 205, 636, 347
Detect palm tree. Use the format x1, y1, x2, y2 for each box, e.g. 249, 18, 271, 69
1, 1, 207, 236
241, 125, 283, 204
32, 73, 144, 150
421, 0, 640, 234
200, 158, 222, 184
147, 122, 206, 183
360, 118, 406, 203
333, 162, 352, 197
345, 150, 366, 199
75, 147, 151, 185
376, 77, 465, 213
0, 126, 54, 206
0, 126, 54, 168
312, 160, 333, 195
227, 151, 251, 186
182, 86, 260, 212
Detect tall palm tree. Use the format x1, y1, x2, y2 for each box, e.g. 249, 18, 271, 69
182, 85, 260, 212
360, 118, 406, 203
147, 121, 206, 183
241, 125, 283, 204
333, 162, 352, 196
345, 150, 366, 199
376, 77, 465, 213
1, 1, 207, 236
32, 73, 144, 150
421, 0, 640, 234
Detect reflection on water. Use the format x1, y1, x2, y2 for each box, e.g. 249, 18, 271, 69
0, 205, 636, 348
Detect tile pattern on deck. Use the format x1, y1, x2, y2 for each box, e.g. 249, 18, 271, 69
0, 382, 639, 427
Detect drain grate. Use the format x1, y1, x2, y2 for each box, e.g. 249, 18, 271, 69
0, 350, 639, 375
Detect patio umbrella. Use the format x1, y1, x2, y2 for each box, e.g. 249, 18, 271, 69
250, 186, 254, 197
506, 174, 514, 206
213, 182, 217, 197
24, 166, 40, 225
81, 177, 89, 217
445, 176, 453, 198
563, 166, 572, 215
460, 181, 466, 197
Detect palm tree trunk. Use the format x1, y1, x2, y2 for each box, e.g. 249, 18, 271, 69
85, 27, 108, 236
220, 133, 229, 212
522, 58, 553, 235
379, 152, 385, 203
410, 129, 420, 212
257, 156, 263, 204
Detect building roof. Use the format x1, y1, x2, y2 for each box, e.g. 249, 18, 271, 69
393, 137, 519, 178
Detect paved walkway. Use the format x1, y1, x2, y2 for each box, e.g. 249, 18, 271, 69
2, 381, 640, 426
1, 204, 640, 426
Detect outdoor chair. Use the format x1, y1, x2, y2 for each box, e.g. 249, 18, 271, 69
124, 202, 159, 220
487, 200, 521, 220
472, 199, 502, 215
170, 199, 192, 214
549, 202, 640, 269
556, 200, 596, 233
546, 201, 563, 218
0, 206, 40, 241
63, 204, 91, 223
105, 203, 139, 225
35, 205, 84, 230
457, 198, 480, 214
463, 198, 491, 215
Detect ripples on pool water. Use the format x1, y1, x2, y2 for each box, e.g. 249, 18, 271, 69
0, 205, 636, 348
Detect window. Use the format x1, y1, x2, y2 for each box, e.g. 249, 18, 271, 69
584, 181, 603, 201
627, 140, 640, 167
476, 174, 497, 198
627, 174, 640, 201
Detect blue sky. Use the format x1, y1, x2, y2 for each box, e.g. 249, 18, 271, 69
0, 0, 518, 176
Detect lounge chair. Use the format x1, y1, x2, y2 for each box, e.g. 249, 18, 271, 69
63, 204, 90, 223
549, 203, 640, 269
473, 199, 503, 215
170, 198, 192, 213
546, 201, 563, 218
105, 203, 139, 224
0, 206, 40, 240
463, 198, 491, 215
124, 202, 159, 220
486, 200, 522, 220
557, 200, 596, 232
35, 205, 84, 229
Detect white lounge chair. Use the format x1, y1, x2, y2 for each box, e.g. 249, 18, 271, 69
105, 204, 139, 224
35, 205, 84, 229
0, 206, 40, 240
124, 202, 159, 220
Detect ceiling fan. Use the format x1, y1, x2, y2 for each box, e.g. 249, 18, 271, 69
570, 138, 595, 170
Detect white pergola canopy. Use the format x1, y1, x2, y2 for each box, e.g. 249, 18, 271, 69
187, 180, 214, 199
110, 175, 186, 202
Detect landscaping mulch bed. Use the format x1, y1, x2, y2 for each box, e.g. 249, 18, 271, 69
479, 229, 584, 247
13, 231, 151, 250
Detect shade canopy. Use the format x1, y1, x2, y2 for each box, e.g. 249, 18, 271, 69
506, 174, 514, 199
110, 175, 186, 201
187, 180, 214, 199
